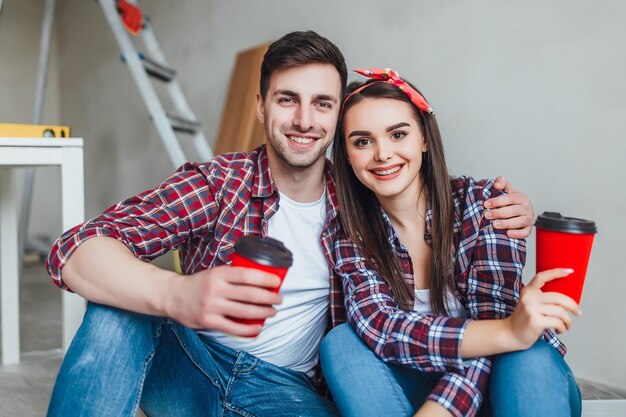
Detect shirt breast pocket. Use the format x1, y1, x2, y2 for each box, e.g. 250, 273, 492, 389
213, 240, 236, 267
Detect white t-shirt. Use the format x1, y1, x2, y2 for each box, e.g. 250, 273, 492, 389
413, 288, 467, 318
201, 190, 329, 373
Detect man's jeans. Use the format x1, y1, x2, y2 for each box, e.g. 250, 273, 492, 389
320, 323, 582, 417
47, 302, 338, 417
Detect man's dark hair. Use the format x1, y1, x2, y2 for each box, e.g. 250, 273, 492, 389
260, 30, 347, 100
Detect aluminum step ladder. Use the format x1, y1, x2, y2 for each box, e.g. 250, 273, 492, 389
98, 0, 213, 167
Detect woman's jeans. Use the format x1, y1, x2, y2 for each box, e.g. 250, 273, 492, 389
320, 323, 582, 417
46, 302, 338, 417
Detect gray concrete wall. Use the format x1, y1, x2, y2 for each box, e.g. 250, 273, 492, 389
10, 0, 625, 388
0, 0, 62, 244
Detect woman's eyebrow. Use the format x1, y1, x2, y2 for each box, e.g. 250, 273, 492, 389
348, 130, 371, 138
348, 122, 412, 138
386, 122, 411, 132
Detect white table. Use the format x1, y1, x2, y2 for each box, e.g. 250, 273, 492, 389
0, 137, 86, 365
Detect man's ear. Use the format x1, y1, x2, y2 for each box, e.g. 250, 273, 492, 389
256, 93, 265, 124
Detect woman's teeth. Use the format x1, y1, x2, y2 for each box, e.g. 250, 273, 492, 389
374, 166, 401, 176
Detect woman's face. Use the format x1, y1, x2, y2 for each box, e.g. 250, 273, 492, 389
343, 98, 427, 202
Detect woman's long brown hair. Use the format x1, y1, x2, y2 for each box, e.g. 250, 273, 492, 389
333, 80, 455, 314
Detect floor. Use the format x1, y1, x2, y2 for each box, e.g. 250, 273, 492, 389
1, 261, 626, 416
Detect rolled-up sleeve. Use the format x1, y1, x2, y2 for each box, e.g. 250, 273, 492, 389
46, 164, 218, 290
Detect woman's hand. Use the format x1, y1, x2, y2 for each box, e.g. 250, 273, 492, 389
505, 268, 582, 350
413, 400, 454, 417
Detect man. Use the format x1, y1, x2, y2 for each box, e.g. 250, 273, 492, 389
45, 31, 534, 416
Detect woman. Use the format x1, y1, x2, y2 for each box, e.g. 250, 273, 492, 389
320, 68, 581, 417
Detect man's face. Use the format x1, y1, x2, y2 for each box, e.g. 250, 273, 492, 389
256, 64, 342, 170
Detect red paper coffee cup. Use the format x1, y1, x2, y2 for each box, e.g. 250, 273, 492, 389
229, 236, 292, 335
535, 212, 597, 304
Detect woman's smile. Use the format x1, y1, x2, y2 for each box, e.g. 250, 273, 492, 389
369, 164, 404, 180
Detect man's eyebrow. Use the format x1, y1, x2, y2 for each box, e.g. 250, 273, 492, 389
273, 90, 338, 103
273, 89, 298, 98
315, 94, 338, 103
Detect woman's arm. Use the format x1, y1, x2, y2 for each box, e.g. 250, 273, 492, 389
333, 178, 576, 417
335, 250, 486, 417
462, 268, 580, 357
335, 248, 470, 373
460, 178, 579, 358
336, 225, 497, 417
414, 400, 454, 417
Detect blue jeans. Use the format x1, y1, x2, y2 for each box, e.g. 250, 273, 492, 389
47, 302, 338, 417
320, 323, 581, 417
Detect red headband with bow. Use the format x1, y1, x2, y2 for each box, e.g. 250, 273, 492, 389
342, 68, 434, 117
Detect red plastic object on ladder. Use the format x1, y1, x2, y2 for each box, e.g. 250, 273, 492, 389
116, 0, 142, 35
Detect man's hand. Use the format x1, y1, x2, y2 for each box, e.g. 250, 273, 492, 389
165, 265, 283, 337
485, 176, 535, 239
60, 238, 281, 336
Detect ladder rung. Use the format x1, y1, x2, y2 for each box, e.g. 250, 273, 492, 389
120, 53, 176, 82
166, 113, 202, 134
140, 54, 176, 82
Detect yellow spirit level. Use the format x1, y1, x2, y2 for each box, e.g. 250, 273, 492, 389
0, 122, 70, 138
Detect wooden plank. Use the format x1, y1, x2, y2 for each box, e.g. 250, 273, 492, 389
214, 42, 271, 155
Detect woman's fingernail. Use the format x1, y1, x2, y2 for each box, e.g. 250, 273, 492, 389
484, 211, 492, 219
562, 268, 575, 274
484, 201, 492, 208
576, 310, 583, 317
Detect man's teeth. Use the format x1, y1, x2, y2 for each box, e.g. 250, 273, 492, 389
374, 166, 401, 176
289, 136, 314, 144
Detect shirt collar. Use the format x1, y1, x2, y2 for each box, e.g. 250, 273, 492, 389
251, 145, 277, 198
323, 161, 339, 224
252, 145, 339, 217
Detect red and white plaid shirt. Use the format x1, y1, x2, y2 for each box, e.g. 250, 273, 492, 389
331, 177, 565, 417
46, 146, 347, 327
